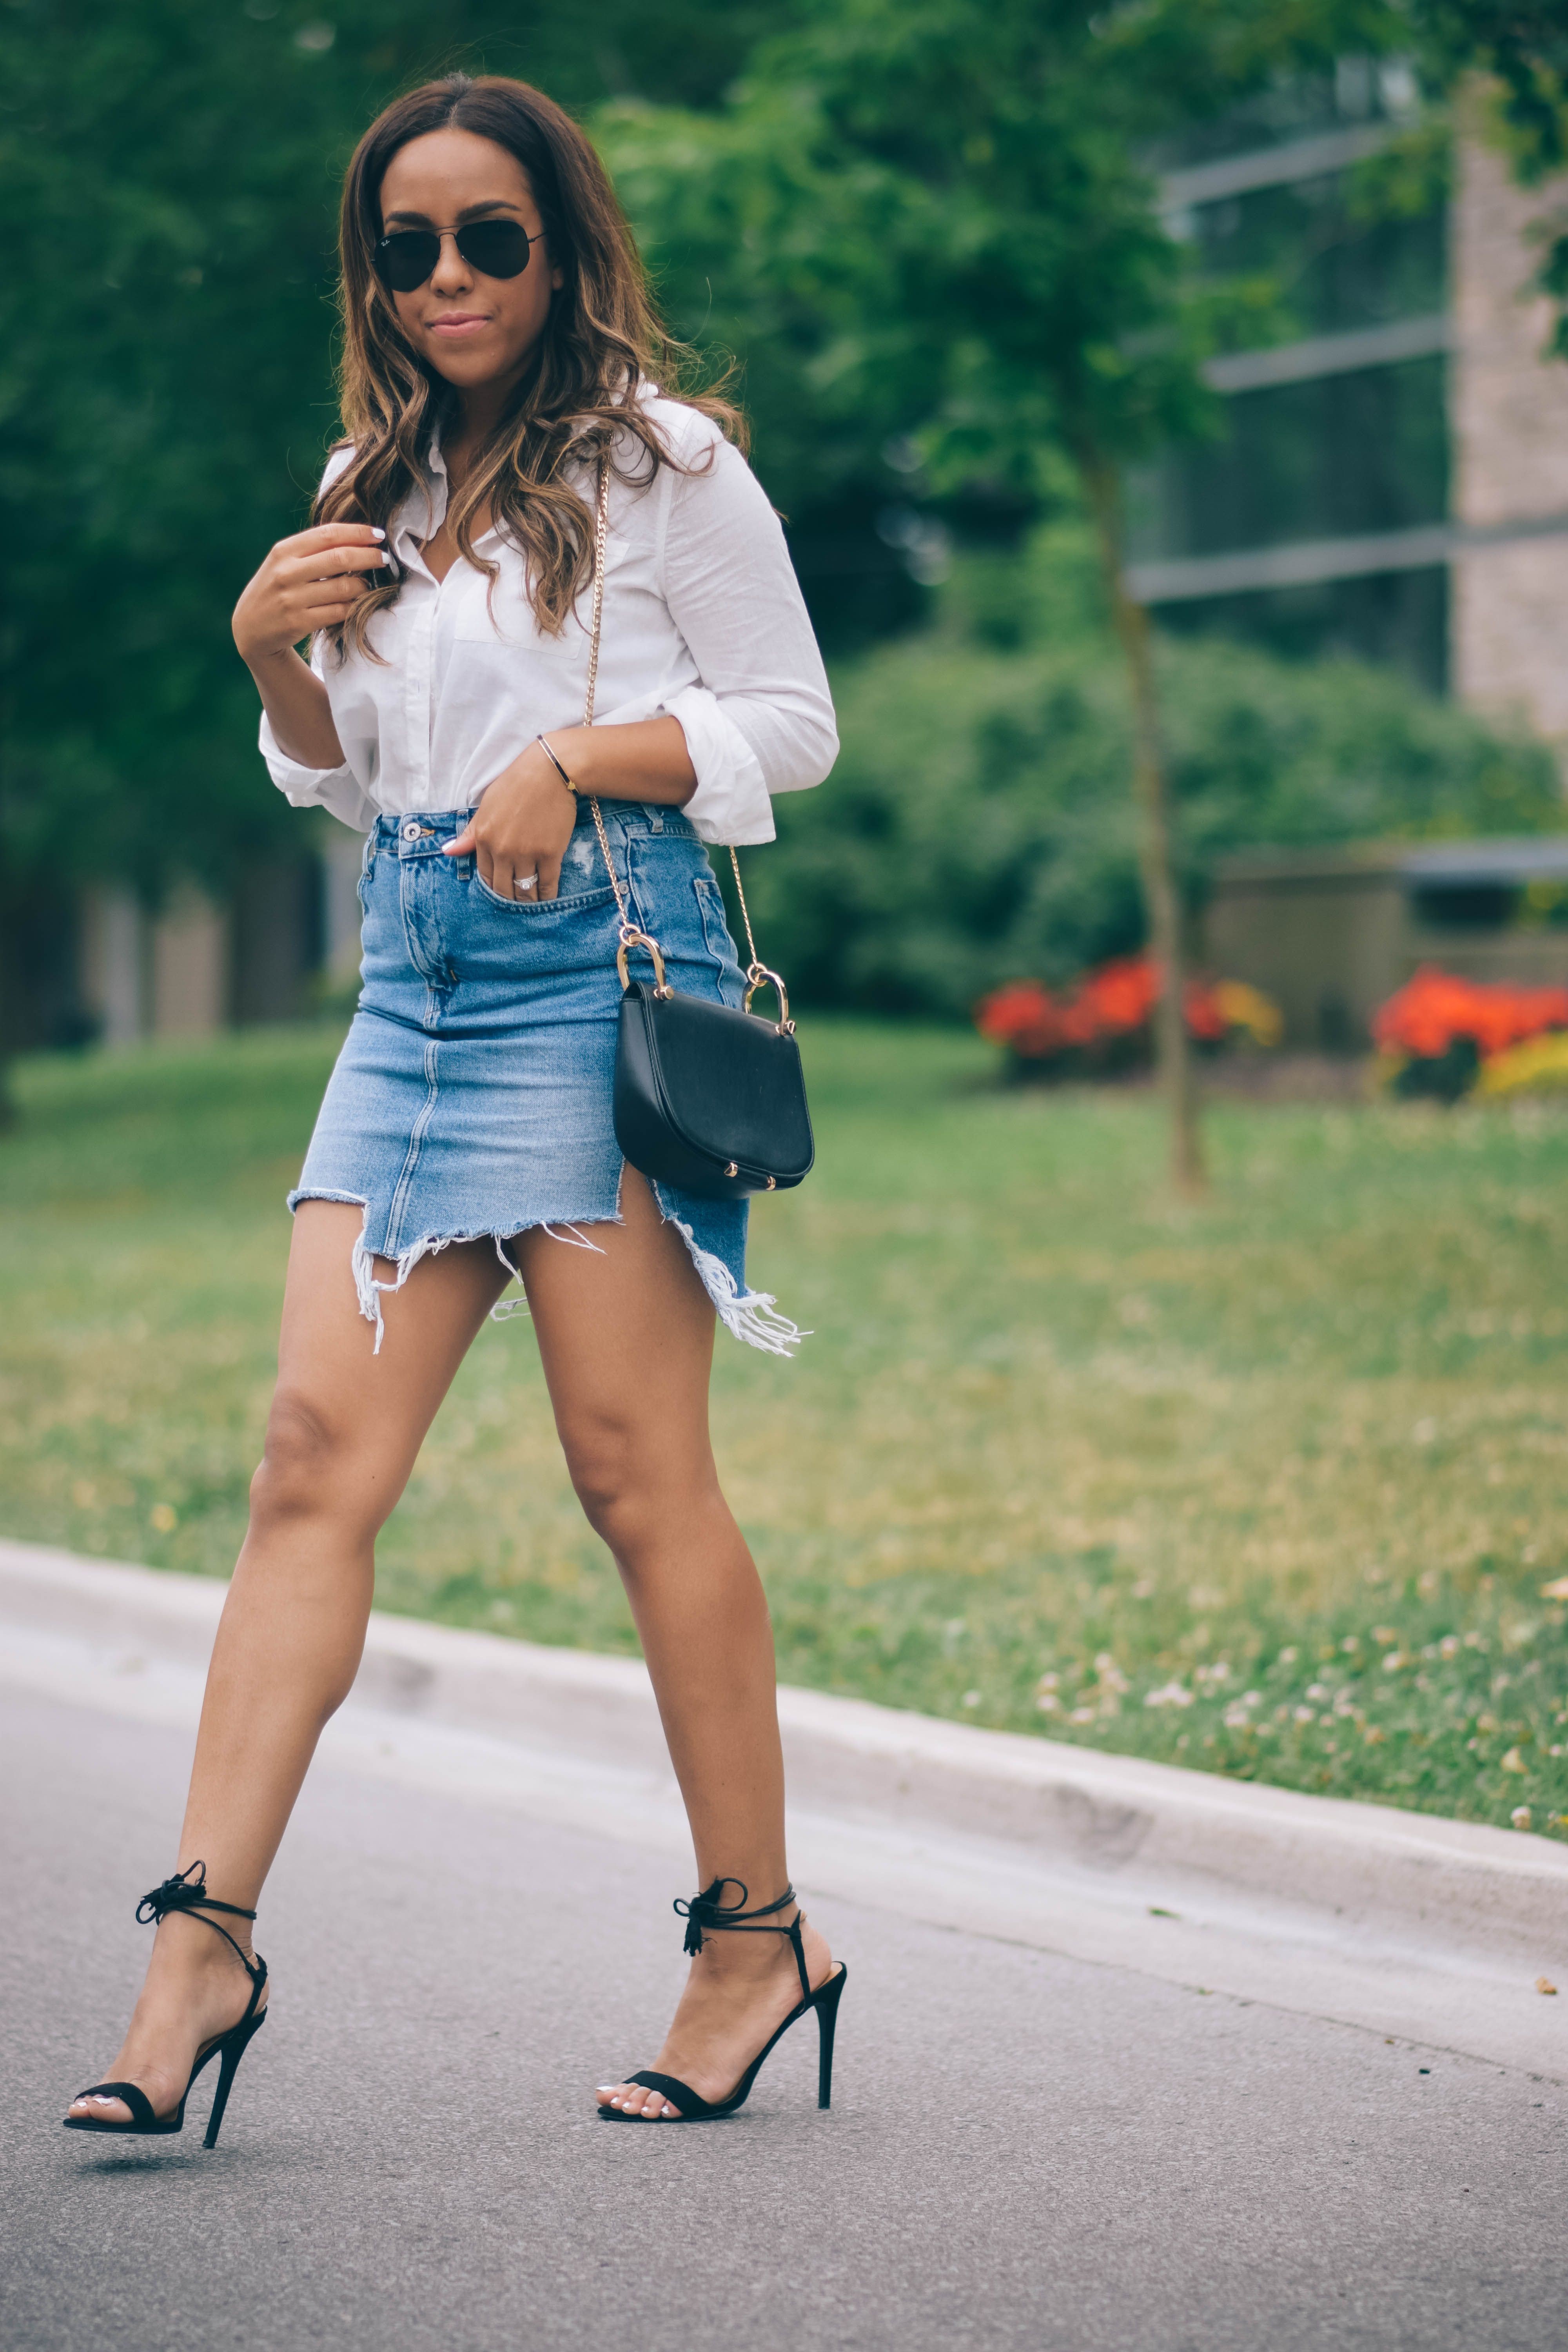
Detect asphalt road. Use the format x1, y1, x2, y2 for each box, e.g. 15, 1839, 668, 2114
3, 1686, 1564, 2352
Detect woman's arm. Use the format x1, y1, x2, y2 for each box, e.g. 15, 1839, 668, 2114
445, 719, 695, 905
655, 429, 838, 844
233, 522, 389, 768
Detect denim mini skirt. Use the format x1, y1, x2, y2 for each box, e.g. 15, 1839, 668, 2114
290, 799, 802, 1356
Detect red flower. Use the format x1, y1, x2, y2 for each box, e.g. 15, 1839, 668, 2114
1078, 957, 1159, 1034
1373, 968, 1568, 1060
975, 957, 1246, 1060
974, 980, 1065, 1059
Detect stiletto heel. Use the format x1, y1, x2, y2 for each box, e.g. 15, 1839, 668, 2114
599, 1879, 847, 2123
64, 1862, 268, 2145
202, 2009, 267, 2149
814, 1958, 846, 2109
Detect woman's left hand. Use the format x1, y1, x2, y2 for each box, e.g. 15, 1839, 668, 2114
446, 739, 578, 902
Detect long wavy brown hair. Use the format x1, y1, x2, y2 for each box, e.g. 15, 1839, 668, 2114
316, 73, 743, 655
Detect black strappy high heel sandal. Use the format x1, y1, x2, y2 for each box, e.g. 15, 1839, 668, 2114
599, 1878, 847, 2123
63, 1862, 268, 2148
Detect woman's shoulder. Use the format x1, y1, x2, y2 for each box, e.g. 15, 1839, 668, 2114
629, 388, 739, 473
318, 440, 358, 496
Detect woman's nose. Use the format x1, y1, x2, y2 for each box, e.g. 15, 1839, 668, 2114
429, 232, 473, 293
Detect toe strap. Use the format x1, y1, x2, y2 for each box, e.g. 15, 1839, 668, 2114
627, 2069, 706, 2118
73, 2080, 157, 2128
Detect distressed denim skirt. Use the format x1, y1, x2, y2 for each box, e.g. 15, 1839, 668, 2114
290, 798, 802, 1356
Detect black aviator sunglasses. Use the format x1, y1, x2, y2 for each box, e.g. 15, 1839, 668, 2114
372, 217, 539, 294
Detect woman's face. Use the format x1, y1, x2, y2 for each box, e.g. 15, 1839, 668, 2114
376, 127, 563, 395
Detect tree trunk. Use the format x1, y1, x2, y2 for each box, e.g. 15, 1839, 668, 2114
1081, 450, 1204, 1196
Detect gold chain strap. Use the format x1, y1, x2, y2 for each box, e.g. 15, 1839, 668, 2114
581, 465, 790, 1027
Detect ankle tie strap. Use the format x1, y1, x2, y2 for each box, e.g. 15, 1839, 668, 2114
673, 1879, 811, 2002
136, 1861, 265, 1997
137, 1861, 256, 1929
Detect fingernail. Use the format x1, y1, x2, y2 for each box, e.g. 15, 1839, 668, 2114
371, 526, 385, 540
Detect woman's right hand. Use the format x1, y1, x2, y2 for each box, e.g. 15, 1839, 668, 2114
232, 524, 388, 666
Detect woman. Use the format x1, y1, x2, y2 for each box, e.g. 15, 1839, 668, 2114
65, 72, 842, 2138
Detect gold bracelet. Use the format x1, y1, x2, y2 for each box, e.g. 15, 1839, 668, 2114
536, 733, 576, 793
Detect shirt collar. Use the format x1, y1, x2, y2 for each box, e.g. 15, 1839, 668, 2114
388, 429, 504, 572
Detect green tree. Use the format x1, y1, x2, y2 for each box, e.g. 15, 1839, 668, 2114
601, 0, 1407, 1191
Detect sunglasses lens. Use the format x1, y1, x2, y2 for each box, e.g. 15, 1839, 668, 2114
455, 220, 532, 279
377, 230, 441, 293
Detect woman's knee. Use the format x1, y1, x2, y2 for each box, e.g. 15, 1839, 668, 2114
250, 1387, 362, 1529
561, 1412, 713, 1551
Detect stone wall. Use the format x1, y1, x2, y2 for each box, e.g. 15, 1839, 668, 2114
1449, 129, 1568, 759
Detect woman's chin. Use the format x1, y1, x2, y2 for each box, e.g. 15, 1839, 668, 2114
422, 339, 529, 392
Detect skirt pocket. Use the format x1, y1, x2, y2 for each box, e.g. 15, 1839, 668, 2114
469, 872, 621, 917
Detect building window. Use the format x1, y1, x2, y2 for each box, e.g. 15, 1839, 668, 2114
1131, 355, 1449, 563
1154, 565, 1448, 693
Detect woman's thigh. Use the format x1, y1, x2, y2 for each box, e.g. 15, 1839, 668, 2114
263, 1202, 514, 1527
513, 1172, 718, 1503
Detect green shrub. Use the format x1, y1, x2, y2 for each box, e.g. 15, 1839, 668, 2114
742, 532, 1563, 1018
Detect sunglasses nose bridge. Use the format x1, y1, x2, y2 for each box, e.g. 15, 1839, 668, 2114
430, 228, 472, 281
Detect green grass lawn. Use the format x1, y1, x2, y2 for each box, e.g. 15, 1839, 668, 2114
4, 1018, 1568, 1838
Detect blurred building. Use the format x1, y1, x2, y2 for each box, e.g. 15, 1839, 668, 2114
65, 835, 364, 1049
1130, 65, 1568, 762
1205, 837, 1568, 1049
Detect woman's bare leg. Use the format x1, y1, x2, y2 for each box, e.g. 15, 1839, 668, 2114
515, 1172, 832, 2121
68, 1201, 510, 2125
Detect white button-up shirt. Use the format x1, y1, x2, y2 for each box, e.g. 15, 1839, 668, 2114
259, 397, 838, 844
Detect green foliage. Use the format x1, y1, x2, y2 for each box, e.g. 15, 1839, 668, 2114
733, 532, 1563, 1017
1411, 1, 1568, 174
598, 0, 1227, 516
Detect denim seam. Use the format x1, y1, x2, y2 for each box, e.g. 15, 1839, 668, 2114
382, 1033, 441, 1283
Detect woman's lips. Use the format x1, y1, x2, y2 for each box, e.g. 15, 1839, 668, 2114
428, 314, 490, 338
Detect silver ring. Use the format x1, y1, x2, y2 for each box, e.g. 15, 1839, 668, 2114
513, 871, 539, 897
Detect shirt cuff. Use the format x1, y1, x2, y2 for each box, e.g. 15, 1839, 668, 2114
259, 713, 376, 832
660, 685, 776, 846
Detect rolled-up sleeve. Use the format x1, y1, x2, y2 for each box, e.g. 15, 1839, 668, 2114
656, 431, 837, 845
259, 642, 377, 833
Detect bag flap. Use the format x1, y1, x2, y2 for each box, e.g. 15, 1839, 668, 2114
633, 986, 814, 1176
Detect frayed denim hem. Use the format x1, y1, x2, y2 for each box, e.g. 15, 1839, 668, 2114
287, 1186, 807, 1359
655, 1207, 808, 1358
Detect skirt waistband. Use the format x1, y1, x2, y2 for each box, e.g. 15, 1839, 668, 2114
372, 800, 699, 858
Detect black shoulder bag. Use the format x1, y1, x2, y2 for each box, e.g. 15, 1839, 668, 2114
576, 467, 815, 1204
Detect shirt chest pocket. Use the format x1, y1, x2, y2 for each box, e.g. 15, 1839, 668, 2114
450, 570, 543, 644
445, 634, 585, 731
448, 573, 583, 703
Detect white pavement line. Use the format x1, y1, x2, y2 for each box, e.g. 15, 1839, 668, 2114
4, 1537, 1567, 2077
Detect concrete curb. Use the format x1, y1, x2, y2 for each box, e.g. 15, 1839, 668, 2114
5, 1536, 1568, 1978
